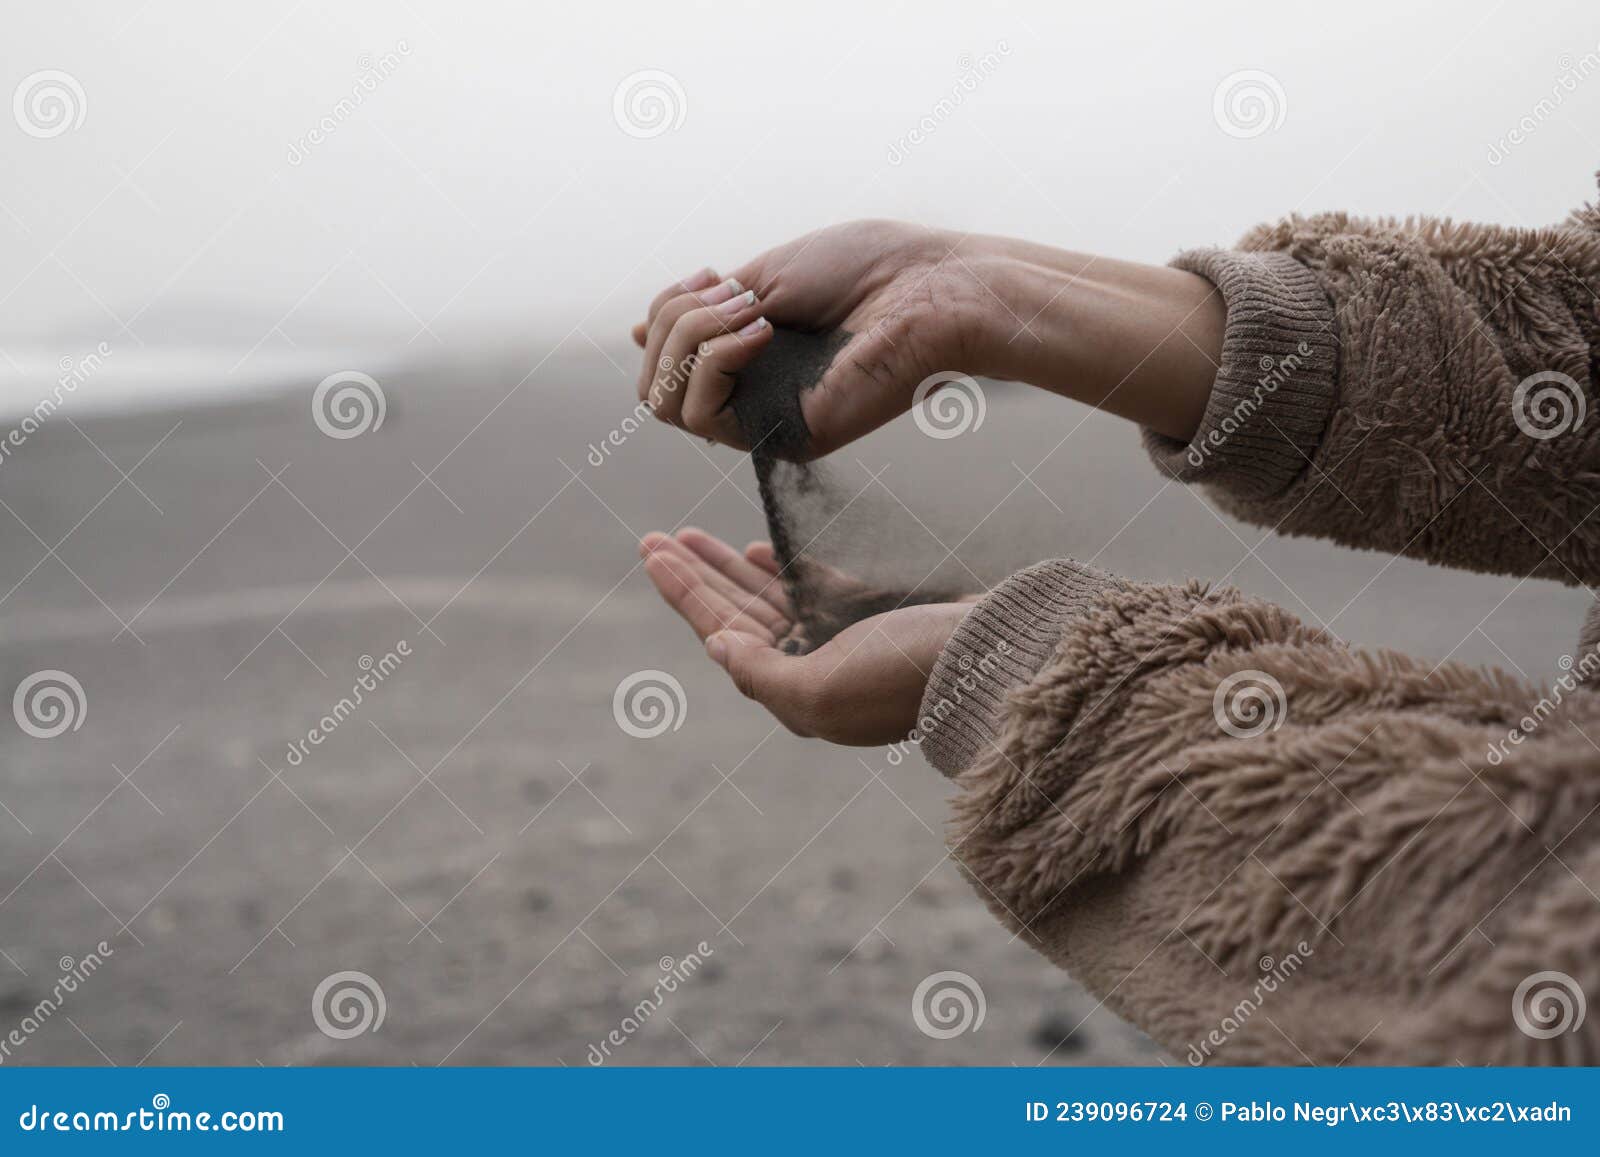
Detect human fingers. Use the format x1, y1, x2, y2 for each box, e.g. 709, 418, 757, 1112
676, 528, 792, 619
649, 533, 789, 635
636, 277, 745, 410
744, 542, 781, 575
640, 266, 718, 337
648, 286, 763, 428
640, 534, 777, 642
677, 318, 773, 446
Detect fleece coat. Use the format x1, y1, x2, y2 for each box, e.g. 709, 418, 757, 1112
919, 173, 1600, 1065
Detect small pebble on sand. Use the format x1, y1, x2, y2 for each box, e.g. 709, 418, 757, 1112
1030, 1012, 1088, 1056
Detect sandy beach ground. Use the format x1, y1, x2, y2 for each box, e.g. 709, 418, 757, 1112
0, 342, 1588, 1067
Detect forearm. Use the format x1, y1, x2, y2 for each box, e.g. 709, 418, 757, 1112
1152, 209, 1599, 582
958, 196, 1600, 585
923, 560, 1600, 1064
955, 238, 1225, 442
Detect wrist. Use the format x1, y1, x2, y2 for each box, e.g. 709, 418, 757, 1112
959, 250, 1077, 380
917, 559, 1125, 777
960, 246, 1224, 442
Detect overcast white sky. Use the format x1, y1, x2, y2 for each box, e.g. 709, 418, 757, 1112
2, 0, 1598, 406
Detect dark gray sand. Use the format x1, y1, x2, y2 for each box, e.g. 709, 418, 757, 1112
730, 325, 847, 462
0, 341, 1586, 1066
731, 327, 967, 651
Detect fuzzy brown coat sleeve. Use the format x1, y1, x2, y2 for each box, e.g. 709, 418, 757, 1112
920, 560, 1600, 1065
1146, 186, 1600, 587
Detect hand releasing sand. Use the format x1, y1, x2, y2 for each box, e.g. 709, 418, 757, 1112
728, 326, 967, 652
627, 221, 1224, 655
727, 326, 846, 465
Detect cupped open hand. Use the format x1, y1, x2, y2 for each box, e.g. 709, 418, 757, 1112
639, 528, 976, 745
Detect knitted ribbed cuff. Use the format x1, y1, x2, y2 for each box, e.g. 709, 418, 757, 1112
1143, 249, 1340, 500
918, 560, 1124, 777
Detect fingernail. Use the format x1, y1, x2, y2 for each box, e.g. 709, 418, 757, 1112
706, 634, 729, 665
717, 289, 757, 315
699, 278, 740, 306
738, 317, 768, 336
